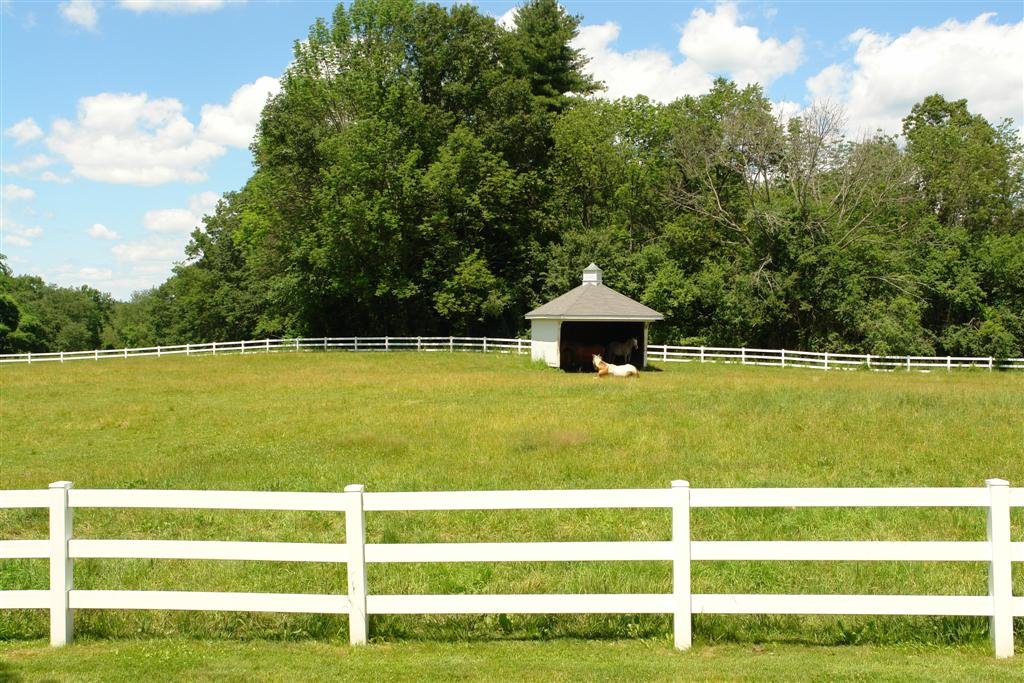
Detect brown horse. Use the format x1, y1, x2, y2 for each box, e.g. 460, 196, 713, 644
561, 342, 604, 370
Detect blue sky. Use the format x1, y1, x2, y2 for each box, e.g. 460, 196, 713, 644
2, 0, 1022, 300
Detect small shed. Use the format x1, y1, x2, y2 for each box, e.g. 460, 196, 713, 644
526, 264, 664, 370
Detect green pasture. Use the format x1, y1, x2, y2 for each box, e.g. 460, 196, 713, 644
1, 352, 1022, 677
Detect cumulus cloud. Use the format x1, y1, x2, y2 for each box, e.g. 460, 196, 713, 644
143, 191, 219, 233
4, 118, 44, 144
88, 223, 120, 240
573, 22, 713, 102
112, 236, 187, 264
807, 13, 1024, 136
3, 184, 35, 201
59, 0, 98, 30
46, 92, 225, 185
2, 154, 54, 176
198, 76, 280, 148
571, 3, 801, 103
495, 7, 517, 30
678, 2, 803, 87
119, 0, 238, 13
43, 77, 278, 186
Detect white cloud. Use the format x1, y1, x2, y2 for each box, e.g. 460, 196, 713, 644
4, 235, 31, 247
88, 223, 120, 240
2, 154, 54, 176
59, 0, 98, 30
143, 191, 219, 233
571, 3, 801, 103
198, 76, 280, 148
806, 64, 850, 101
573, 22, 713, 102
495, 8, 517, 30
678, 2, 803, 87
112, 236, 187, 263
772, 100, 803, 123
808, 13, 1024, 136
4, 117, 44, 144
1, 217, 44, 247
3, 184, 35, 201
46, 92, 225, 185
118, 0, 237, 13
39, 171, 72, 184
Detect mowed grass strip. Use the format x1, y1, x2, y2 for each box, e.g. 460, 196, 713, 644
2, 638, 1023, 682
1, 352, 1022, 646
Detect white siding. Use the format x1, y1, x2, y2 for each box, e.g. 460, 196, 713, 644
530, 320, 560, 367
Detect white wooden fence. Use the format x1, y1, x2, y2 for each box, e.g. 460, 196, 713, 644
1, 336, 1022, 371
1, 481, 1020, 656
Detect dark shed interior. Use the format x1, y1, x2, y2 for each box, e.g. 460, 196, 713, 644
559, 321, 645, 371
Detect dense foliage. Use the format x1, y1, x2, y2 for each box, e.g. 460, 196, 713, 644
4, 0, 1022, 357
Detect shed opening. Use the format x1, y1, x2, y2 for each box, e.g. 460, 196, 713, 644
560, 321, 645, 371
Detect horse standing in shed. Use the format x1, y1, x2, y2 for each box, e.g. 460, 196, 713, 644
607, 337, 638, 364
561, 342, 605, 370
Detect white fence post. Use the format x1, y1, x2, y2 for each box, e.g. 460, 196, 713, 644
355, 338, 359, 352
241, 339, 245, 355
186, 343, 191, 356
699, 346, 705, 363
946, 356, 951, 371
824, 352, 829, 371
906, 355, 910, 371
988, 357, 994, 371
385, 336, 390, 352
323, 337, 328, 351
345, 484, 368, 645
449, 336, 454, 353
483, 337, 488, 353
94, 349, 98, 361
157, 346, 161, 358
417, 336, 422, 352
866, 354, 871, 370
671, 480, 692, 650
781, 349, 786, 367
48, 481, 73, 646
741, 347, 746, 365
986, 478, 1013, 658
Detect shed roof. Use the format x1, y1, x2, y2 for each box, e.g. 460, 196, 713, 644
525, 264, 664, 321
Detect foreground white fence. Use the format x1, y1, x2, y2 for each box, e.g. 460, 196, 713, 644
1, 336, 1022, 371
1, 481, 1020, 656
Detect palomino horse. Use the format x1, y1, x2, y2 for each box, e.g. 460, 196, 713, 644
592, 354, 639, 378
607, 337, 638, 364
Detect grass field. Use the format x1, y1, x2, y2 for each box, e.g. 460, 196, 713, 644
1, 351, 1022, 678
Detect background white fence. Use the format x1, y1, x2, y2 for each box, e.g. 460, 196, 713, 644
1, 481, 1020, 657
1, 336, 1022, 371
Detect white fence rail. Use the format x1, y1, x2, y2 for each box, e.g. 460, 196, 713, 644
1, 336, 1021, 371
1, 480, 1021, 657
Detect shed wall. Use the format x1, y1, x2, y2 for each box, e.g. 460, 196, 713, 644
530, 320, 561, 367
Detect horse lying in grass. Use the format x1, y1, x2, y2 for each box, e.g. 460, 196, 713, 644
592, 354, 639, 378
607, 337, 638, 364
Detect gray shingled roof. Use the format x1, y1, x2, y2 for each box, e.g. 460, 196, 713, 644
526, 283, 664, 320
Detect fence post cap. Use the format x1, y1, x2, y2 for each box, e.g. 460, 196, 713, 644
344, 484, 366, 493
985, 478, 1009, 487
671, 480, 690, 488
48, 481, 73, 489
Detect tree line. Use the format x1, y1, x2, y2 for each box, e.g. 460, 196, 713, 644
2, 0, 1021, 357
